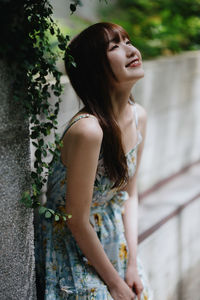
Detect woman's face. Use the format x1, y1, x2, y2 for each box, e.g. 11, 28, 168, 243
106, 33, 144, 85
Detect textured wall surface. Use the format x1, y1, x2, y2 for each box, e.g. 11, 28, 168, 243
0, 61, 36, 299
135, 50, 200, 191
139, 196, 200, 300
138, 162, 200, 300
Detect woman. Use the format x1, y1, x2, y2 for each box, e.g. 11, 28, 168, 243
36, 22, 153, 300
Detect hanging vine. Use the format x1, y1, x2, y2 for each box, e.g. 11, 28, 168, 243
0, 0, 86, 221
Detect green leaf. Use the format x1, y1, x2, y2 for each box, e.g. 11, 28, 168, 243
42, 149, 47, 157
39, 206, 47, 214
45, 211, 52, 218
37, 167, 43, 174
53, 90, 61, 96
32, 141, 38, 147
32, 184, 39, 196
30, 131, 39, 139
42, 162, 49, 168
46, 128, 51, 135
55, 215, 60, 221
31, 171, 37, 179
66, 35, 70, 41
48, 208, 55, 214
71, 61, 77, 68
58, 44, 66, 51
50, 27, 55, 35
38, 139, 44, 146
35, 149, 42, 160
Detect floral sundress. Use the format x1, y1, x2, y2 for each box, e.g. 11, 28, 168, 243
35, 101, 153, 299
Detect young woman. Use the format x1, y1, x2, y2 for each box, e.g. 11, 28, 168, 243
36, 22, 153, 300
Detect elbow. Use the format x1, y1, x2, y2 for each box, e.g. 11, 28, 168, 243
66, 215, 89, 234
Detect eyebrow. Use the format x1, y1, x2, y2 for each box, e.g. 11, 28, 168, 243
108, 36, 129, 44
108, 38, 118, 43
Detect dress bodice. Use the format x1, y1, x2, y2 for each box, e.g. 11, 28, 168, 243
46, 101, 143, 213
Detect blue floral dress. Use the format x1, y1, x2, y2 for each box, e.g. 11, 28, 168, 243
35, 101, 153, 299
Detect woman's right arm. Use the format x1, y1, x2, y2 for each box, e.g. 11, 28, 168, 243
61, 117, 135, 300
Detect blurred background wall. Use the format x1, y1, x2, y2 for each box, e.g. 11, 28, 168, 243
135, 51, 200, 191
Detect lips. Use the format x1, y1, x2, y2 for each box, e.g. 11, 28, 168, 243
126, 58, 141, 67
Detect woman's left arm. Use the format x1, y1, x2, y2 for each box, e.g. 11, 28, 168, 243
122, 104, 147, 298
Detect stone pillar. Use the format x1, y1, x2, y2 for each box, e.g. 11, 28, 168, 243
0, 61, 36, 299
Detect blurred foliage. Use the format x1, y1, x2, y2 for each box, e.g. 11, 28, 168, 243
99, 0, 200, 59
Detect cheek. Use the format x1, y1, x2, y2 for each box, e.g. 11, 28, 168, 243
108, 54, 124, 73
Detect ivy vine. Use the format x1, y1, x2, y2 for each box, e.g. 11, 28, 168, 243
0, 0, 83, 221
1, 0, 107, 221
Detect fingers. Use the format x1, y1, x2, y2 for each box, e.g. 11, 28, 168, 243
131, 292, 136, 300
128, 285, 136, 300
134, 284, 143, 300
130, 287, 137, 300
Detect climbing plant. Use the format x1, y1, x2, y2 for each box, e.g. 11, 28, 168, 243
0, 0, 105, 221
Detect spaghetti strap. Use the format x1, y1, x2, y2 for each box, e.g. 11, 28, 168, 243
61, 114, 95, 140
133, 103, 139, 129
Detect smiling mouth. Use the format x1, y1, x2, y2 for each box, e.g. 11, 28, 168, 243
126, 58, 141, 67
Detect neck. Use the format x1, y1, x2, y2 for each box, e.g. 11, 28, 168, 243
110, 82, 134, 120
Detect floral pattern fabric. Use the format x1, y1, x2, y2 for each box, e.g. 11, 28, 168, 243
35, 102, 153, 299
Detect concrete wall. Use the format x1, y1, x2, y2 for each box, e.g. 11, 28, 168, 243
138, 161, 200, 300
135, 50, 200, 192
0, 61, 36, 299
139, 196, 200, 300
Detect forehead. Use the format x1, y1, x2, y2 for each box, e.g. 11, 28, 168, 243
104, 26, 129, 44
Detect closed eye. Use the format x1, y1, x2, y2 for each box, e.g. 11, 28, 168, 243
109, 44, 119, 51
126, 40, 132, 45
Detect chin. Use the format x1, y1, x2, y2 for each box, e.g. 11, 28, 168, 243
131, 70, 145, 83
136, 68, 145, 79
140, 70, 145, 78
128, 66, 145, 80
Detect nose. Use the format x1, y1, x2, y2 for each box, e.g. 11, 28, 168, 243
125, 45, 136, 58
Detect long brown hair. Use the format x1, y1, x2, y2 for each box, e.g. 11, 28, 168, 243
64, 22, 132, 187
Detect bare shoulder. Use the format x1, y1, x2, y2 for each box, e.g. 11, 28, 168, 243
65, 115, 103, 142
62, 115, 103, 161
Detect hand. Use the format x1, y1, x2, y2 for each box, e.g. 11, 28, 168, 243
125, 265, 144, 300
109, 277, 136, 300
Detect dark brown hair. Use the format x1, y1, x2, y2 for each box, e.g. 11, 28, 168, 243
65, 22, 132, 187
